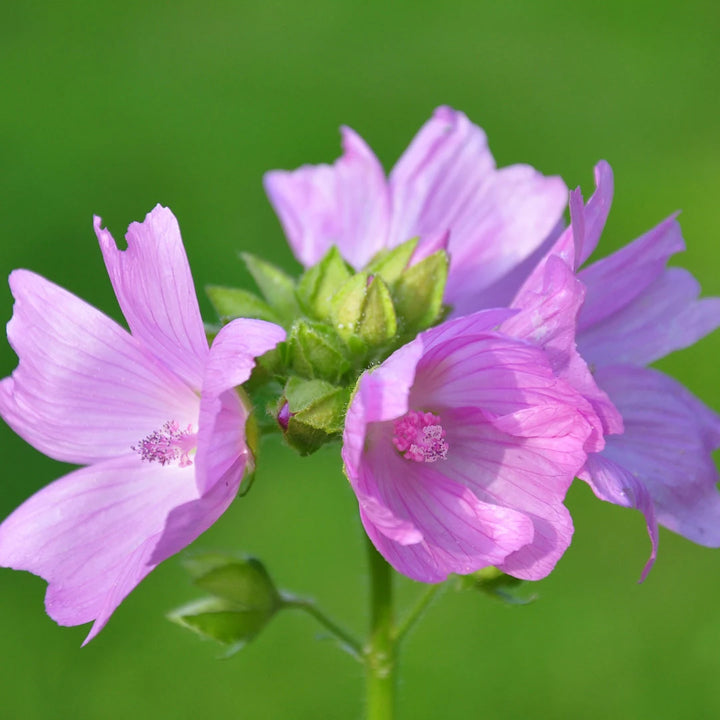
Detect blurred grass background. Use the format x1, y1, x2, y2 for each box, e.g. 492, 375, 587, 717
1, 1, 720, 718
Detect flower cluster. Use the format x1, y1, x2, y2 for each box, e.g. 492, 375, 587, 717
1, 107, 718, 641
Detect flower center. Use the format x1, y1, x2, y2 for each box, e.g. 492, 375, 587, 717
132, 420, 197, 467
392, 410, 449, 463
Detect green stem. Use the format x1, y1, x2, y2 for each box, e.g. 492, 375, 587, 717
281, 594, 363, 660
365, 537, 396, 720
395, 583, 442, 646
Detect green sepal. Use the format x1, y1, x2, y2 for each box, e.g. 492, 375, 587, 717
357, 276, 397, 347
296, 246, 352, 320
455, 566, 537, 605
206, 285, 281, 324
287, 319, 351, 383
283, 376, 350, 455
241, 253, 299, 323
392, 250, 449, 334
330, 272, 369, 342
170, 555, 282, 651
365, 237, 418, 284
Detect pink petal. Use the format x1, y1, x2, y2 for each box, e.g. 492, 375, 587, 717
195, 318, 286, 495
95, 206, 209, 388
575, 160, 614, 266
0, 270, 199, 465
264, 127, 391, 269
0, 456, 198, 643
388, 106, 568, 316
355, 433, 533, 582
584, 366, 720, 550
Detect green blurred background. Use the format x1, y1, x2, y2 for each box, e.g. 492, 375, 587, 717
2, 1, 719, 718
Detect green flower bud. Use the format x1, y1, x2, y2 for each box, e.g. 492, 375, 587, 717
287, 319, 351, 383
296, 246, 352, 321
365, 237, 418, 284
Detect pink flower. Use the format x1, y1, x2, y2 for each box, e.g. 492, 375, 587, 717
0, 206, 285, 642
264, 106, 568, 315
342, 310, 595, 583
513, 163, 720, 576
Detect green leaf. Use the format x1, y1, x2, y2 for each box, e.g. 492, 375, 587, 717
455, 567, 537, 605
330, 273, 369, 342
365, 237, 418, 284
241, 253, 299, 322
296, 246, 352, 320
206, 285, 281, 324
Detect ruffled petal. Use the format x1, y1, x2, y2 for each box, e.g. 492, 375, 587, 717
195, 318, 286, 495
584, 366, 720, 550
0, 270, 199, 465
95, 206, 209, 388
353, 430, 533, 582
264, 127, 391, 269
388, 106, 568, 316
0, 456, 198, 643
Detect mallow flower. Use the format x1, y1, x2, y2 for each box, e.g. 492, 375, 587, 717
0, 206, 285, 642
264, 105, 568, 315
508, 162, 720, 575
342, 308, 596, 583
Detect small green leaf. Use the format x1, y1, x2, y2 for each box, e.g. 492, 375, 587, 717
365, 237, 418, 284
206, 286, 281, 324
455, 567, 537, 605
392, 250, 449, 334
330, 273, 369, 341
241, 253, 299, 322
296, 247, 352, 320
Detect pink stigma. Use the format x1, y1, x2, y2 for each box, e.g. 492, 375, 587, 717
132, 420, 196, 467
392, 410, 449, 463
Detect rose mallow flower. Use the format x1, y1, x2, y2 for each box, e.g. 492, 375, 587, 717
264, 105, 568, 315
342, 309, 596, 583
0, 206, 285, 642
509, 162, 720, 576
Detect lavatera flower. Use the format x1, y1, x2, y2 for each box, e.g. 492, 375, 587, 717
0, 206, 285, 643
342, 309, 597, 583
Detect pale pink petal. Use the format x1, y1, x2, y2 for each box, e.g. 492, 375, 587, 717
584, 366, 720, 550
388, 107, 568, 317
0, 270, 199, 465
194, 318, 286, 495
95, 206, 209, 388
264, 127, 391, 269
0, 456, 198, 643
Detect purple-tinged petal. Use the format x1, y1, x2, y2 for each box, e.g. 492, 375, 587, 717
578, 215, 684, 331
387, 107, 568, 317
575, 160, 614, 266
579, 453, 658, 582
578, 267, 720, 367
195, 318, 286, 495
0, 456, 198, 644
95, 206, 209, 388
264, 127, 391, 270
0, 270, 199, 465
585, 365, 720, 550
501, 254, 622, 445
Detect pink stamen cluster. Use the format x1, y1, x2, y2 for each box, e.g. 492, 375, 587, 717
132, 420, 196, 467
392, 410, 449, 463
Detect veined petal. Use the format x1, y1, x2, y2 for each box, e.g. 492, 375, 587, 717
388, 106, 567, 316
0, 456, 199, 644
578, 215, 684, 331
264, 127, 391, 269
0, 270, 199, 465
578, 268, 720, 367
195, 318, 286, 495
95, 206, 209, 388
354, 431, 533, 582
575, 160, 614, 266
584, 366, 720, 549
